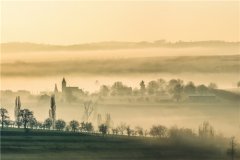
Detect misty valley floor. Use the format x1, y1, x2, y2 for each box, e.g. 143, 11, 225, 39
1, 129, 230, 160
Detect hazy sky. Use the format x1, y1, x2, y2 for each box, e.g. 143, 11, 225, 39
1, 0, 239, 44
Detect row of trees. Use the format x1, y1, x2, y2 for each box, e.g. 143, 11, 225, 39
98, 79, 217, 101
1, 107, 215, 139
0, 107, 94, 132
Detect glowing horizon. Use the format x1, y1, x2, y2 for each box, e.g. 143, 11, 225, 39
1, 1, 239, 45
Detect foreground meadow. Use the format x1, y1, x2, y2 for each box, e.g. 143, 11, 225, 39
1, 129, 237, 160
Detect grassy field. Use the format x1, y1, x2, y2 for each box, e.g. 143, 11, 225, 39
1, 128, 233, 160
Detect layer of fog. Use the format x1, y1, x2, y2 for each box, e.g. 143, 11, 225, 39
1, 97, 239, 141
2, 47, 239, 63
1, 73, 239, 93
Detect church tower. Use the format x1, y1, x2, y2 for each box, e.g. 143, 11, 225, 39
62, 77, 66, 93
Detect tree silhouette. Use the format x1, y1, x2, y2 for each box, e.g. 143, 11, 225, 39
44, 118, 53, 130
55, 119, 66, 131
140, 80, 146, 95
69, 120, 79, 132
29, 117, 38, 129
99, 124, 108, 135
83, 100, 96, 122
135, 126, 144, 136
198, 121, 214, 138
99, 85, 110, 96
208, 82, 218, 89
19, 109, 33, 130
167, 79, 184, 101
117, 123, 127, 135
147, 80, 159, 95
149, 125, 167, 138
0, 108, 9, 129
184, 81, 196, 94
227, 137, 236, 160
126, 126, 133, 136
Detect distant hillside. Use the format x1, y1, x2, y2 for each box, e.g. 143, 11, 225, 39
2, 55, 240, 77
1, 40, 239, 52
210, 89, 240, 102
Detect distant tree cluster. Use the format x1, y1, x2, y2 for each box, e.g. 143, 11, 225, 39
98, 79, 218, 102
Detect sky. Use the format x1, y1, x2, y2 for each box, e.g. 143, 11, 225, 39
1, 0, 239, 44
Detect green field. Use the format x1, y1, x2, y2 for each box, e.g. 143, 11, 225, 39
1, 128, 235, 160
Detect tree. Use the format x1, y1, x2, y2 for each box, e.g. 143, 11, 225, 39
55, 119, 66, 131
69, 120, 79, 132
19, 109, 33, 129
29, 117, 38, 129
0, 108, 9, 129
157, 79, 167, 94
167, 79, 184, 101
198, 121, 214, 138
126, 126, 133, 136
105, 113, 113, 132
37, 122, 43, 129
167, 79, 183, 93
112, 128, 119, 135
83, 100, 96, 122
49, 95, 56, 129
140, 80, 146, 95
97, 114, 102, 127
168, 126, 196, 139
197, 85, 209, 95
99, 124, 108, 135
172, 83, 184, 102
184, 81, 196, 94
44, 118, 53, 130
117, 123, 127, 135
135, 126, 144, 136
111, 82, 132, 96
80, 122, 94, 132
227, 137, 236, 160
147, 80, 159, 95
208, 82, 218, 89
15, 96, 21, 128
149, 125, 167, 138
99, 85, 110, 96
3, 120, 11, 128
15, 121, 23, 128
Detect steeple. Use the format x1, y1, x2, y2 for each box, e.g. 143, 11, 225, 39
62, 77, 66, 92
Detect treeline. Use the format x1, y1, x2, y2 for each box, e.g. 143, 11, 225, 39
2, 40, 239, 52
97, 79, 217, 101
0, 107, 224, 138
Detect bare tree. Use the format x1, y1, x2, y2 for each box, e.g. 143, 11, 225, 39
105, 113, 113, 132
83, 100, 97, 122
117, 123, 127, 135
149, 125, 167, 138
198, 121, 214, 138
227, 137, 236, 160
135, 126, 144, 136
126, 126, 134, 136
97, 114, 102, 127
